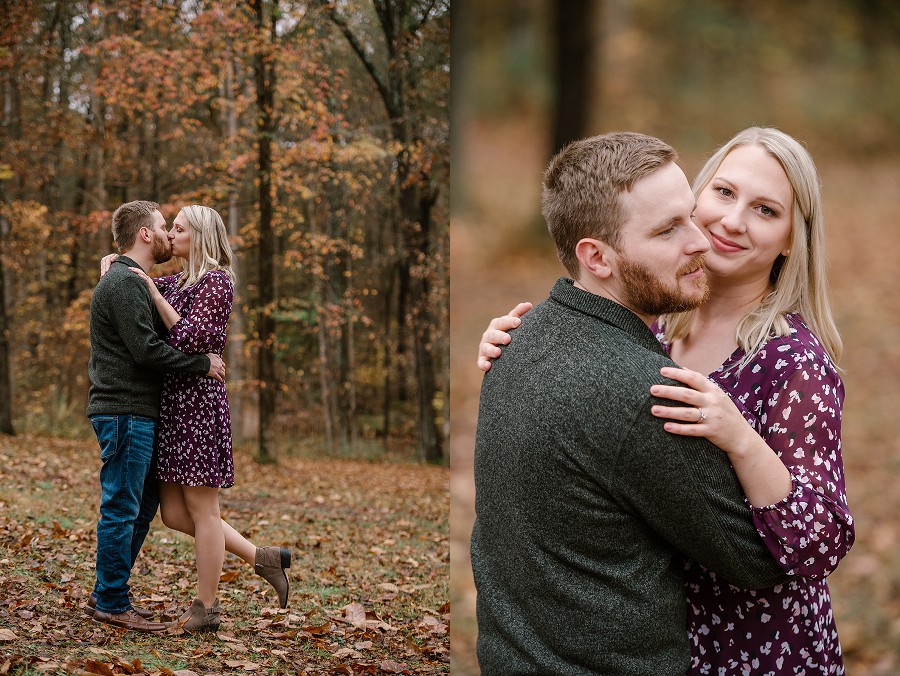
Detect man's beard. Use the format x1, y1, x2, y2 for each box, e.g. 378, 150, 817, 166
151, 232, 173, 264
618, 254, 709, 316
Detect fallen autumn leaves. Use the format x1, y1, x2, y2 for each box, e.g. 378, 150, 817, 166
0, 434, 449, 674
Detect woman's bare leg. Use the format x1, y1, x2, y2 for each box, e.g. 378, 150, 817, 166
182, 485, 225, 608
159, 481, 257, 565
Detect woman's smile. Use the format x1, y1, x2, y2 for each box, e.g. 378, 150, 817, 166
708, 231, 745, 253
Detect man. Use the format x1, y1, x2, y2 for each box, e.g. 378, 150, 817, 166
470, 133, 789, 674
86, 200, 225, 632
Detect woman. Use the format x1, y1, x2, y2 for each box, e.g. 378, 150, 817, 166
103, 205, 291, 632
477, 127, 854, 674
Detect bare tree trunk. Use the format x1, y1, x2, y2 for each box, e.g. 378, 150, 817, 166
552, 0, 597, 154
222, 56, 251, 443
87, 18, 109, 247
381, 262, 395, 447
0, 68, 20, 434
398, 165, 442, 463
313, 194, 336, 448
251, 0, 278, 463
317, 297, 335, 448
343, 250, 358, 446
395, 258, 409, 402
0, 207, 14, 435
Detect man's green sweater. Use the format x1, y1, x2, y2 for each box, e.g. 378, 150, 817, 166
471, 278, 789, 676
87, 256, 210, 419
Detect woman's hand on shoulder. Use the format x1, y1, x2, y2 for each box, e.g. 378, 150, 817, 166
100, 253, 119, 278
477, 302, 534, 372
649, 366, 756, 457
127, 266, 161, 298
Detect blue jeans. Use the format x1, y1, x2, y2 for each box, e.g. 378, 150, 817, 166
90, 415, 161, 614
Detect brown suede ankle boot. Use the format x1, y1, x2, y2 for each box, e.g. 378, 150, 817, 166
254, 546, 291, 609
177, 598, 221, 633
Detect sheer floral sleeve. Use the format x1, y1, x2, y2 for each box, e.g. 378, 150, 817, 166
153, 274, 179, 296
745, 327, 854, 579
164, 271, 233, 355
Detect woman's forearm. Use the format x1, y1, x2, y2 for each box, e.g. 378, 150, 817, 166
152, 291, 181, 329
727, 429, 793, 508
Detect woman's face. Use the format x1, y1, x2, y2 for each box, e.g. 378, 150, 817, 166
692, 144, 793, 283
169, 210, 192, 260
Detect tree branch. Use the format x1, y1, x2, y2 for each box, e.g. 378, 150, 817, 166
413, 0, 444, 33
317, 0, 395, 118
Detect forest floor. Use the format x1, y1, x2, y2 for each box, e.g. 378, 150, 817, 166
0, 434, 449, 675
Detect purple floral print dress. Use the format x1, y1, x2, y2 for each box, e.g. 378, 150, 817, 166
153, 270, 234, 489
655, 313, 854, 675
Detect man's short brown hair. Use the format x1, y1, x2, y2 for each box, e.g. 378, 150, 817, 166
111, 200, 160, 252
541, 132, 677, 277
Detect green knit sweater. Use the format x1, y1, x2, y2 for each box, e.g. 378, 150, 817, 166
87, 256, 210, 419
471, 278, 788, 676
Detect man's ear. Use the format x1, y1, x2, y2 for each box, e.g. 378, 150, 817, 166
138, 226, 152, 243
575, 238, 615, 279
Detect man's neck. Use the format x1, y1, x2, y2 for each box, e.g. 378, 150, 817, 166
573, 277, 657, 327
120, 249, 154, 273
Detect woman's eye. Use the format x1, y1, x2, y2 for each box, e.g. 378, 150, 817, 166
759, 205, 777, 217
716, 186, 734, 198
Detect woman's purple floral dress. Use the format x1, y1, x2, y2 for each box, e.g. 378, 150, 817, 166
153, 270, 234, 488
656, 313, 854, 675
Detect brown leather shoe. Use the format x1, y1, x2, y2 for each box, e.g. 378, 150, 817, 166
92, 608, 172, 633
254, 546, 291, 609
84, 593, 155, 620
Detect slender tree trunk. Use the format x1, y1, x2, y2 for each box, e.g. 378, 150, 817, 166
381, 262, 395, 447
0, 208, 14, 435
552, 0, 596, 154
0, 68, 19, 434
317, 297, 335, 448
396, 149, 442, 463
314, 195, 336, 448
395, 258, 409, 401
343, 249, 358, 446
88, 32, 108, 248
251, 0, 278, 463
222, 56, 250, 442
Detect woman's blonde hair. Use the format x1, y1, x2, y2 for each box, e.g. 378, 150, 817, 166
177, 205, 236, 288
660, 127, 841, 368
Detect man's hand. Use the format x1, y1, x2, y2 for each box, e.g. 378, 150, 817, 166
207, 353, 226, 382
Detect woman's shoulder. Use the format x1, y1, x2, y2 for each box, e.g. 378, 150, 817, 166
194, 269, 233, 290
769, 313, 826, 352
753, 313, 839, 378
154, 273, 180, 287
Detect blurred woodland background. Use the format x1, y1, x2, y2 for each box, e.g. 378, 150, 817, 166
451, 0, 900, 673
0, 0, 450, 463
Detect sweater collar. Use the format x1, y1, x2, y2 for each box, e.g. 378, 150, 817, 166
114, 254, 141, 270
549, 277, 666, 355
